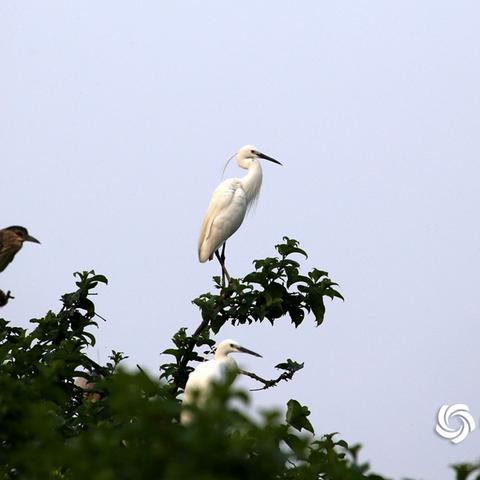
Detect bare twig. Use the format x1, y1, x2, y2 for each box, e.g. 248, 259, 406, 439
240, 369, 297, 392
95, 312, 108, 322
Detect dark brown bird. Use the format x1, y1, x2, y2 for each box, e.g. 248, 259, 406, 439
0, 226, 40, 273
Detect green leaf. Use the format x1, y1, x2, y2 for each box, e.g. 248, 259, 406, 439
91, 274, 108, 285
286, 399, 314, 433
162, 348, 181, 359
81, 331, 96, 347
308, 268, 328, 282
308, 286, 326, 326
287, 305, 305, 327
243, 272, 267, 286
275, 237, 308, 258
326, 288, 345, 301
275, 359, 304, 374
284, 433, 307, 458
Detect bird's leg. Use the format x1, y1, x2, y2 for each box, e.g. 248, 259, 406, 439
215, 244, 231, 286
220, 243, 231, 284
215, 250, 226, 286
220, 242, 226, 263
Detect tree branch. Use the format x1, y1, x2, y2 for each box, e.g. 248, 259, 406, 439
171, 287, 237, 396
170, 318, 210, 397
240, 368, 297, 392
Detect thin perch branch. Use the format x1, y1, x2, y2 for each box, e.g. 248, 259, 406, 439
173, 286, 238, 393
170, 317, 210, 397
240, 368, 297, 392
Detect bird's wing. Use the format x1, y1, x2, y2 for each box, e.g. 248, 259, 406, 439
181, 358, 239, 424
183, 360, 220, 403
181, 359, 225, 424
183, 359, 235, 399
0, 230, 19, 273
198, 179, 247, 262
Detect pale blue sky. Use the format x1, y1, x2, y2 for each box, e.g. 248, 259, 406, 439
1, 2, 480, 478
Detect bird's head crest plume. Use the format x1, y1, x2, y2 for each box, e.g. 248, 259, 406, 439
221, 152, 237, 179
222, 145, 281, 177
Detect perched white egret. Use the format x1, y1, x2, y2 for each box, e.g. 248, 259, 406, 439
180, 339, 262, 424
198, 145, 281, 283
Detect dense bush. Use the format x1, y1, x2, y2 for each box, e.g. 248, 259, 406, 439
0, 238, 477, 479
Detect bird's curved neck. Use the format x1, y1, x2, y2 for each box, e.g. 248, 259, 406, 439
215, 351, 237, 368
241, 161, 263, 203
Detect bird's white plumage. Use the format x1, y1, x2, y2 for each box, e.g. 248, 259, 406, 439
180, 339, 261, 424
198, 145, 280, 263
198, 179, 247, 262
182, 356, 237, 404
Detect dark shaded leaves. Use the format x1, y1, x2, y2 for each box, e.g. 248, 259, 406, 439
286, 399, 314, 434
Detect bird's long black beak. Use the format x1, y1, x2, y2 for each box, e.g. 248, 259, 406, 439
25, 234, 40, 244
257, 151, 282, 165
238, 346, 263, 358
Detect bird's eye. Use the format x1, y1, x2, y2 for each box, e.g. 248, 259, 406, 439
251, 150, 255, 155
230, 343, 235, 347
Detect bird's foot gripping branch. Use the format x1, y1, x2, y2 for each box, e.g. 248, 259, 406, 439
161, 237, 344, 395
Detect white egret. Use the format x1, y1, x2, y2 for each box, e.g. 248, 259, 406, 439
180, 338, 262, 424
198, 145, 281, 283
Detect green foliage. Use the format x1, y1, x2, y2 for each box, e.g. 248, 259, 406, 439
161, 238, 343, 396
194, 237, 343, 332
286, 399, 314, 434
452, 462, 480, 480
0, 240, 476, 479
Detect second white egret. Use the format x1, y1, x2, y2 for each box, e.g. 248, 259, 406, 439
180, 339, 262, 424
198, 145, 281, 283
